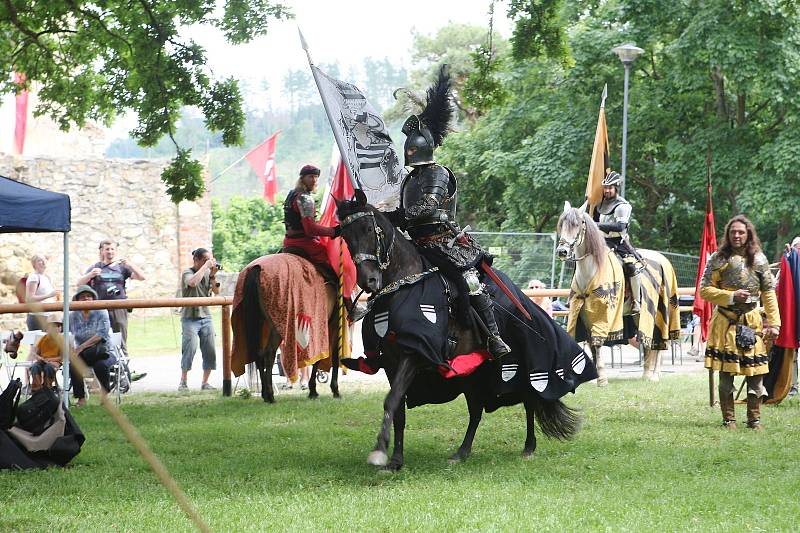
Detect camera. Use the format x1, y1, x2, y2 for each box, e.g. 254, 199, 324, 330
214, 263, 223, 271
106, 286, 121, 296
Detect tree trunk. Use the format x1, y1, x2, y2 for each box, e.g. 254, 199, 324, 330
737, 93, 746, 126
711, 66, 728, 120
774, 215, 792, 262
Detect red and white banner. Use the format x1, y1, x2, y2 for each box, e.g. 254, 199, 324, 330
320, 158, 356, 297
245, 131, 280, 204
14, 72, 28, 155
692, 182, 718, 341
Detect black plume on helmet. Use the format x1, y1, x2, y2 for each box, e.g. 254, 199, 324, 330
418, 64, 453, 147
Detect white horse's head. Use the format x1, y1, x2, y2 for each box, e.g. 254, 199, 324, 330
556, 200, 606, 264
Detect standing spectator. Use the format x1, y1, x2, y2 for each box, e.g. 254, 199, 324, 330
179, 248, 219, 391
25, 254, 61, 331
700, 215, 780, 430
69, 285, 115, 407
76, 239, 145, 374
527, 279, 553, 317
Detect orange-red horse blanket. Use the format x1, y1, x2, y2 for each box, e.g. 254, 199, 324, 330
231, 254, 330, 382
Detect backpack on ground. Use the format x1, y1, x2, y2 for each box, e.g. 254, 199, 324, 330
0, 378, 22, 429
15, 387, 59, 435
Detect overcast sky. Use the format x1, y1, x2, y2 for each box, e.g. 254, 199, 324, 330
107, 0, 512, 139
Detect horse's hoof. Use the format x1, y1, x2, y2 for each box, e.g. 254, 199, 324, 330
262, 395, 275, 404
448, 452, 468, 464
367, 450, 388, 466
522, 449, 535, 459
308, 391, 319, 400
380, 462, 403, 473
596, 377, 608, 387
332, 391, 341, 399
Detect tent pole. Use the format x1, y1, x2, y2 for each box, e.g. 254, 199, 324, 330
62, 231, 71, 409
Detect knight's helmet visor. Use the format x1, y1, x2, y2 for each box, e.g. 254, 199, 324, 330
402, 115, 435, 167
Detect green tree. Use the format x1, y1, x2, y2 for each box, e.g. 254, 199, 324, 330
211, 196, 285, 271
385, 23, 508, 123
0, 0, 291, 203
444, 0, 800, 257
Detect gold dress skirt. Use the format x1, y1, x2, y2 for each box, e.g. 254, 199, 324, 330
703, 307, 768, 376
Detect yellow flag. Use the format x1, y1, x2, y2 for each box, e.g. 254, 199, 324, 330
586, 87, 610, 216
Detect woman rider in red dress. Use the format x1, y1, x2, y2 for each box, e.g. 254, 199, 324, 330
282, 164, 341, 279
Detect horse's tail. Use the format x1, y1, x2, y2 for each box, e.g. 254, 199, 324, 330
243, 265, 263, 363
531, 398, 581, 440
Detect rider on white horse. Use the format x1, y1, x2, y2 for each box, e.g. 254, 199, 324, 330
593, 171, 643, 315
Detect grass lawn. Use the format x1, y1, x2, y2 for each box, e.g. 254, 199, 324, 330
126, 309, 223, 357
2, 373, 799, 532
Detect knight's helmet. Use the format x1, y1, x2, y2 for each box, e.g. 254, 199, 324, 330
400, 65, 454, 167
602, 170, 622, 189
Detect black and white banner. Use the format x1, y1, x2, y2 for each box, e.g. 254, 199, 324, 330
311, 65, 404, 207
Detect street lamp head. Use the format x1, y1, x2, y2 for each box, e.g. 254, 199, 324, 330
612, 43, 644, 64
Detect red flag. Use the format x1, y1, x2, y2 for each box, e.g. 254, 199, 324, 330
320, 159, 356, 296
692, 182, 718, 341
14, 72, 28, 155
774, 254, 798, 349
245, 132, 280, 204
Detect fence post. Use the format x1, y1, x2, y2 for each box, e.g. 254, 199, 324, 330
222, 304, 232, 396
549, 233, 557, 289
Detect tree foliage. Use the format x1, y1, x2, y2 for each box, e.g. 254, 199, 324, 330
0, 0, 291, 203
445, 0, 800, 257
211, 196, 285, 271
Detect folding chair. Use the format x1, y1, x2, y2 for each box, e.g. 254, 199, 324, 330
106, 331, 131, 404
2, 330, 46, 398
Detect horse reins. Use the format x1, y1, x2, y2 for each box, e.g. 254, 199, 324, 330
558, 218, 590, 262
340, 210, 395, 271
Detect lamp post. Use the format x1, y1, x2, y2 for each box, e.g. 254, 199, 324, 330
612, 43, 644, 198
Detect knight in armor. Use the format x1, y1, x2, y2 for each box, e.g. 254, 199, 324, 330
593, 170, 643, 314
282, 164, 341, 281
386, 66, 510, 358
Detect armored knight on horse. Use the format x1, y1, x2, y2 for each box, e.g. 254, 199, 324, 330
384, 66, 510, 358
593, 170, 643, 315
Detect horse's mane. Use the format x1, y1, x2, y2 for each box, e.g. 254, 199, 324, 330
557, 208, 607, 270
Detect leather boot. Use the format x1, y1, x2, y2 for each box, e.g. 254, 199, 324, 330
470, 292, 511, 358
720, 392, 737, 429
629, 271, 642, 315
746, 394, 763, 431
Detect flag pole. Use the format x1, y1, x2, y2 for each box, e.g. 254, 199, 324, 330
210, 131, 281, 184
299, 27, 361, 192
600, 83, 608, 109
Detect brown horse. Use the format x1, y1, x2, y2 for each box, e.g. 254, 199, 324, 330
231, 254, 343, 402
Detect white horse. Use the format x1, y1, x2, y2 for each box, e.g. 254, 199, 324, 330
556, 202, 681, 385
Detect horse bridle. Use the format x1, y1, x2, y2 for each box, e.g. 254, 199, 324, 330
340, 210, 394, 271
558, 218, 589, 262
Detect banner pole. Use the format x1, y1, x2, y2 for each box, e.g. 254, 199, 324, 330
299, 27, 361, 192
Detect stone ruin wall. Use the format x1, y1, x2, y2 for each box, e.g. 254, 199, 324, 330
0, 155, 216, 329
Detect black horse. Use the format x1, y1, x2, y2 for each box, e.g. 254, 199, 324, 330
336, 194, 595, 471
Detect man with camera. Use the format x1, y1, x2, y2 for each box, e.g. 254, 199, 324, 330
76, 239, 146, 380
179, 248, 220, 391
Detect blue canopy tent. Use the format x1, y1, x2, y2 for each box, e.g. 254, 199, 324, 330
1, 176, 73, 406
